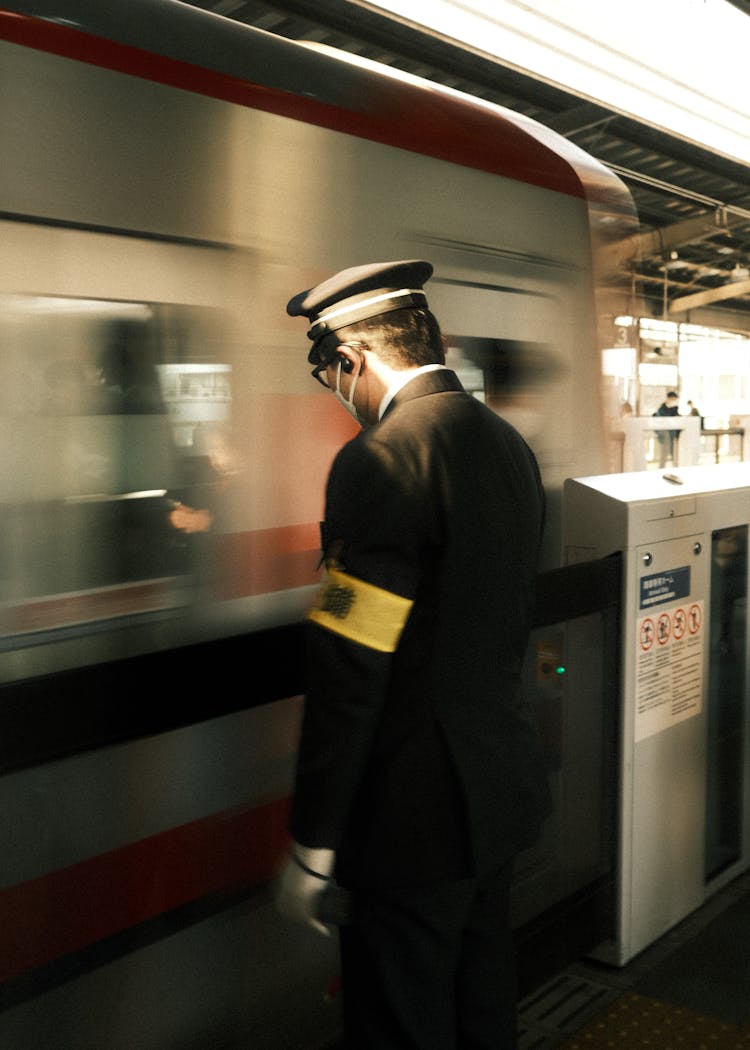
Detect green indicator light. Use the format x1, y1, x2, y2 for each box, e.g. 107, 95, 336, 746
555, 665, 566, 676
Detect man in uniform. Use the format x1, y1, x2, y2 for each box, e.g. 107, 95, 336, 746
276, 259, 551, 1049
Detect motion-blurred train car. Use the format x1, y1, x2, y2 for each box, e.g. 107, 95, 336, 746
0, 2, 638, 1047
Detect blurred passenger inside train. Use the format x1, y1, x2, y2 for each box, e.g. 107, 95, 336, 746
94, 318, 167, 414
169, 422, 240, 536
277, 259, 551, 1050
653, 389, 681, 467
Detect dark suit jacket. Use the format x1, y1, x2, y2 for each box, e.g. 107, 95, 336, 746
291, 368, 551, 890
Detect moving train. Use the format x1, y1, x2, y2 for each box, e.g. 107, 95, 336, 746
0, 2, 639, 1047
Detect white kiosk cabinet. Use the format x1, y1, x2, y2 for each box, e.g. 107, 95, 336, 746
564, 463, 750, 965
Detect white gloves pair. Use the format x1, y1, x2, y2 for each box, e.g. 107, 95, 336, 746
275, 842, 336, 936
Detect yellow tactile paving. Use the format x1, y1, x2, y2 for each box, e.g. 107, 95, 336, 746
559, 993, 750, 1049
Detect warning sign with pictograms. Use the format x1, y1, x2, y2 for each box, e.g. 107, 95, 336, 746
635, 598, 704, 742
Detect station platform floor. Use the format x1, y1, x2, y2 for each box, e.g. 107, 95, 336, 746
320, 868, 750, 1049
518, 868, 750, 1048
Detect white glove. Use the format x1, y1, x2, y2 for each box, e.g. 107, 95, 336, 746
275, 842, 336, 937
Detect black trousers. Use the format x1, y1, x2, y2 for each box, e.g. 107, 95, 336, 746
338, 860, 516, 1050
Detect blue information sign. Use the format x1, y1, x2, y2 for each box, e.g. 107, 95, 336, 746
639, 565, 691, 609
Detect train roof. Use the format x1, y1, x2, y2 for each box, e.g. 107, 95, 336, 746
2, 0, 634, 218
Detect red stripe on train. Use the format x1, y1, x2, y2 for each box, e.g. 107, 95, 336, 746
0, 797, 291, 983
215, 525, 322, 600
0, 10, 585, 198
0, 579, 178, 635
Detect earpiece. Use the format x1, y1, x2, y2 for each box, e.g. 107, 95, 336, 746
339, 355, 354, 373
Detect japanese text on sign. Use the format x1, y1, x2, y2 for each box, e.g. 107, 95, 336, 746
640, 565, 691, 609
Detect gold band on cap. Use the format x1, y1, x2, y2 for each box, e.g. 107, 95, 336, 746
307, 565, 413, 652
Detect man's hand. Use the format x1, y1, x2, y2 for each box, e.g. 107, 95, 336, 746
275, 843, 336, 936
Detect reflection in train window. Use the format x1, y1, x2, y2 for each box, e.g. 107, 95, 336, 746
706, 524, 748, 880
0, 296, 231, 637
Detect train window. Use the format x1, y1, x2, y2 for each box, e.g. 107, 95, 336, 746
0, 295, 231, 647
445, 335, 560, 416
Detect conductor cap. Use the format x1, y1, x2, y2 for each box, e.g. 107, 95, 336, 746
286, 259, 434, 362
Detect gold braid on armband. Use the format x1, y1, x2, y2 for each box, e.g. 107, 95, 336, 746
307, 564, 413, 653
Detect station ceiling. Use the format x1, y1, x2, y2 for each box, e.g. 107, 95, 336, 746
184, 0, 750, 331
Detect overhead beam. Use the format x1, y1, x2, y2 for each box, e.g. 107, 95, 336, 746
632, 208, 739, 261
599, 207, 741, 277
668, 276, 750, 314
545, 102, 613, 136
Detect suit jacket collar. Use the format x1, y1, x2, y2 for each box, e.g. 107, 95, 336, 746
380, 368, 463, 420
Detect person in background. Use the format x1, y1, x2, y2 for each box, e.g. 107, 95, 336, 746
687, 399, 705, 431
275, 259, 551, 1050
653, 389, 681, 467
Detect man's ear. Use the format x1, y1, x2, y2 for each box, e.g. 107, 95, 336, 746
337, 344, 364, 374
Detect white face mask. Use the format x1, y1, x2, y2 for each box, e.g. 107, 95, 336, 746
334, 359, 365, 427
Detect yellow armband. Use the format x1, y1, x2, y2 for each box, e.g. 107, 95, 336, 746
307, 565, 413, 653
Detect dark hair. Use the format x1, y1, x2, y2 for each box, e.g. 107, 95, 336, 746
335, 307, 445, 368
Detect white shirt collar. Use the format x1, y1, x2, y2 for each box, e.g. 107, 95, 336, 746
378, 364, 449, 420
